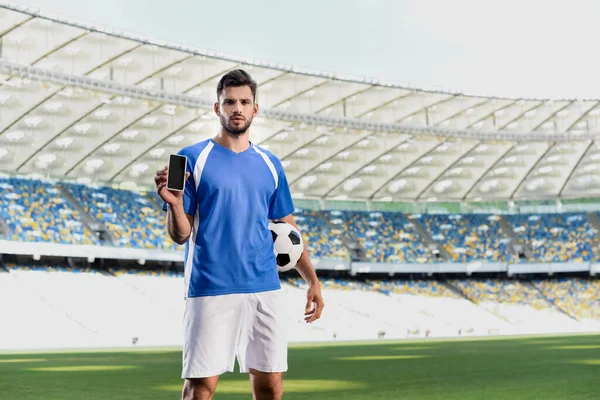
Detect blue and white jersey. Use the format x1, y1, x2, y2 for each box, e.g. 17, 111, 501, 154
163, 139, 295, 298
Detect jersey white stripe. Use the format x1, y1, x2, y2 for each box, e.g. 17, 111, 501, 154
253, 146, 278, 189
185, 141, 213, 298
193, 141, 214, 190
184, 210, 199, 299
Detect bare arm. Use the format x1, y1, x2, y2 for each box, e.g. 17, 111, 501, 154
155, 166, 194, 245
277, 214, 318, 285
274, 214, 324, 323
166, 201, 194, 245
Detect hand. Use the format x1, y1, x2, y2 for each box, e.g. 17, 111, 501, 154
154, 166, 190, 206
304, 283, 324, 323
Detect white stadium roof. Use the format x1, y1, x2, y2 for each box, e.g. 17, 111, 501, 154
1, 1, 600, 202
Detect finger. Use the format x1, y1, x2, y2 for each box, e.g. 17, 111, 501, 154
305, 298, 312, 313
311, 307, 323, 322
304, 301, 315, 315
156, 183, 166, 194
307, 298, 324, 323
154, 174, 167, 186
307, 312, 319, 323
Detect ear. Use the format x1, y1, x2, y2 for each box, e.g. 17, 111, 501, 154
253, 102, 259, 117
214, 102, 220, 116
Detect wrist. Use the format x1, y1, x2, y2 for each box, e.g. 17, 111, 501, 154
167, 197, 184, 209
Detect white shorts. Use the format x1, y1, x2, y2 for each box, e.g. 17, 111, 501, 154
182, 289, 288, 378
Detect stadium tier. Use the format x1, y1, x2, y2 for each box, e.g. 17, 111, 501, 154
507, 213, 600, 262
1, 264, 599, 350
65, 183, 178, 250
340, 211, 434, 263
0, 178, 98, 245
294, 210, 351, 260
535, 277, 600, 321
449, 279, 549, 308
2, 178, 600, 263
422, 214, 512, 262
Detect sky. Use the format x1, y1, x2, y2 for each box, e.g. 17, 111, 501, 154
9, 0, 600, 100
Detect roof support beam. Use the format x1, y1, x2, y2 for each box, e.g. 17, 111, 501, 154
1, 60, 599, 142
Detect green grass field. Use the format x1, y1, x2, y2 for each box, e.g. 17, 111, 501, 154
1, 334, 599, 399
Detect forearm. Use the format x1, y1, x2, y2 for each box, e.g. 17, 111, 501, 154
295, 242, 319, 287
166, 201, 191, 244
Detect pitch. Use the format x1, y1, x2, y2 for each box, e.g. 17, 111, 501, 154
1, 334, 599, 399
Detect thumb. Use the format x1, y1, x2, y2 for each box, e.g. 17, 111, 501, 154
185, 172, 190, 180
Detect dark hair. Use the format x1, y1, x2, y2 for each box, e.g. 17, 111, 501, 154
216, 69, 258, 102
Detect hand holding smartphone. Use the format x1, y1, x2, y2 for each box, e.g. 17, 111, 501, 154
167, 154, 187, 192
155, 154, 188, 205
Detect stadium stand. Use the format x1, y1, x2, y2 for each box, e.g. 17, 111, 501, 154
422, 214, 512, 262
3, 178, 600, 266
507, 213, 600, 262
65, 183, 178, 250
1, 264, 599, 350
337, 211, 434, 263
369, 279, 461, 298
447, 278, 589, 333
535, 277, 600, 321
293, 210, 350, 260
0, 178, 97, 245
449, 279, 548, 308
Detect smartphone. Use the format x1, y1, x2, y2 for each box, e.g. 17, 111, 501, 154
167, 154, 187, 191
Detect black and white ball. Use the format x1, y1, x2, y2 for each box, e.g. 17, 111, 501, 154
269, 221, 304, 272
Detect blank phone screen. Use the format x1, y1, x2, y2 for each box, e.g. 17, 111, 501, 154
167, 154, 186, 191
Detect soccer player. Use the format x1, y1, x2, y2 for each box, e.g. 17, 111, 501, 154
154, 69, 324, 400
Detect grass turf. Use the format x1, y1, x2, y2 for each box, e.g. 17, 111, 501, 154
1, 334, 599, 399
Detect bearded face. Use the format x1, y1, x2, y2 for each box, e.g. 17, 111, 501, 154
216, 85, 257, 137
220, 112, 253, 136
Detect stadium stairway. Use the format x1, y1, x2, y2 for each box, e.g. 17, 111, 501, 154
586, 212, 600, 240
442, 280, 513, 324
497, 215, 534, 260
57, 183, 117, 246
520, 280, 578, 321
322, 211, 367, 261
409, 216, 451, 260
0, 215, 10, 238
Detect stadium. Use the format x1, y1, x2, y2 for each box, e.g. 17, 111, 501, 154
1, 2, 599, 399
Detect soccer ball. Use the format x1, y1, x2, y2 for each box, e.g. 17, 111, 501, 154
269, 221, 304, 272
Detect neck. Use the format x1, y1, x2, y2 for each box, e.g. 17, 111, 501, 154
213, 130, 251, 153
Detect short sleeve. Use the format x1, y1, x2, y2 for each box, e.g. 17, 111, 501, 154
162, 149, 197, 216
268, 165, 295, 220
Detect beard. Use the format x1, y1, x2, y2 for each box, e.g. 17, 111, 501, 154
220, 114, 253, 136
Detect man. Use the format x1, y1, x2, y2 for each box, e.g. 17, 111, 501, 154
154, 69, 324, 400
